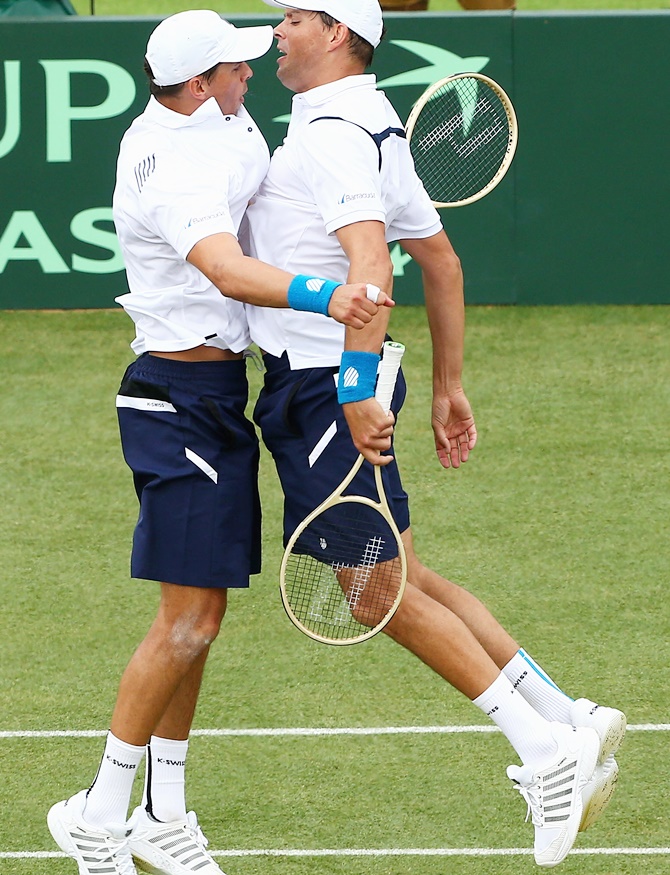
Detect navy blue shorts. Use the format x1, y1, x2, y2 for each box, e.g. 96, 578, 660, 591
253, 352, 410, 551
116, 354, 261, 589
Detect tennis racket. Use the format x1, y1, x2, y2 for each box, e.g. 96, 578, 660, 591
280, 341, 408, 645
405, 72, 518, 208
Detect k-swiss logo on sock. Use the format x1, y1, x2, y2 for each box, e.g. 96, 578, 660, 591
106, 756, 137, 769
487, 705, 499, 716
513, 670, 528, 689
157, 758, 186, 767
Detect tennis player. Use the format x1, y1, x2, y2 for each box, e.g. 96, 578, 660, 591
46, 11, 391, 875
246, 0, 626, 867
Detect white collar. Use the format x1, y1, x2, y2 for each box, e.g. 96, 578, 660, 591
144, 95, 228, 130
292, 74, 377, 110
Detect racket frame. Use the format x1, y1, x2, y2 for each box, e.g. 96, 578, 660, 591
279, 341, 408, 645
405, 72, 518, 208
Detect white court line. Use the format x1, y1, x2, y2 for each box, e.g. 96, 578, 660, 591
2, 847, 670, 860
0, 723, 667, 739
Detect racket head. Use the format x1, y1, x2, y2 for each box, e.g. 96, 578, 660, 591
406, 72, 518, 208
280, 483, 408, 645
279, 340, 408, 645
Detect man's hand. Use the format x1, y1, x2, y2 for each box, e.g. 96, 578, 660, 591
328, 284, 394, 329
432, 389, 478, 469
343, 397, 395, 465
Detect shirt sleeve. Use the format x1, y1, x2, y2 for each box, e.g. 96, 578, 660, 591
142, 155, 237, 259
296, 119, 386, 235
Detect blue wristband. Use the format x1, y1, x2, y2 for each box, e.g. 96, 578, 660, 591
337, 351, 381, 404
287, 275, 342, 317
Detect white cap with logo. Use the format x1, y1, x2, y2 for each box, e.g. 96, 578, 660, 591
146, 10, 275, 87
262, 0, 383, 49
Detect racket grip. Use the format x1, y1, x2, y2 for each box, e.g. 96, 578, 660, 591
375, 341, 405, 414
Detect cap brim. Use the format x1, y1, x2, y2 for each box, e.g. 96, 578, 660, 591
261, 0, 325, 10
223, 24, 275, 62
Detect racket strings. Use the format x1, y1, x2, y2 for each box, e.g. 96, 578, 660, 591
410, 79, 512, 204
283, 503, 404, 642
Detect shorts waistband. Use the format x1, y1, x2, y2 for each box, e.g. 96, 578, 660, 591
262, 351, 338, 376
133, 352, 247, 379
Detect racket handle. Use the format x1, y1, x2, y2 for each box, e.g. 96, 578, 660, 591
375, 341, 405, 414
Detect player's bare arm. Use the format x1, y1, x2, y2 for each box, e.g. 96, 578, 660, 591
188, 231, 393, 327
400, 230, 477, 469
335, 220, 396, 464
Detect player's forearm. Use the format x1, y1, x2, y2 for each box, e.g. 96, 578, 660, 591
424, 264, 466, 395
401, 231, 465, 395
344, 263, 393, 353
338, 223, 394, 354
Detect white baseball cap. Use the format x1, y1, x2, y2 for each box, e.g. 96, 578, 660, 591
262, 0, 383, 49
146, 10, 274, 87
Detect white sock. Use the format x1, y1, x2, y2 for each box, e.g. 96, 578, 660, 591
84, 732, 145, 827
502, 648, 574, 723
473, 672, 559, 769
142, 736, 189, 822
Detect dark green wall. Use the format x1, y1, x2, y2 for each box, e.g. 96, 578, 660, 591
0, 11, 668, 308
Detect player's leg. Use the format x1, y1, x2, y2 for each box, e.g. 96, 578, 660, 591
122, 356, 259, 875
120, 586, 228, 875
48, 356, 258, 875
402, 529, 625, 745
110, 583, 226, 747
401, 526, 625, 837
383, 580, 600, 867
47, 584, 228, 875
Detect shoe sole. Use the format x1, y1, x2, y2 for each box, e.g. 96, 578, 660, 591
132, 855, 163, 875
596, 711, 627, 764
579, 757, 619, 832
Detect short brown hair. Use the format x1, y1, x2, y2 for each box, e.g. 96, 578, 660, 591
315, 11, 384, 68
143, 58, 222, 97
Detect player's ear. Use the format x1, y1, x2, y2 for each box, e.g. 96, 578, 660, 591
188, 75, 208, 101
328, 22, 349, 51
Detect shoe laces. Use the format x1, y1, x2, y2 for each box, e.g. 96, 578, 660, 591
101, 826, 137, 875
185, 811, 210, 852
511, 778, 544, 827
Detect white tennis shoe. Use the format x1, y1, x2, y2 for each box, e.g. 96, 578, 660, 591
47, 789, 137, 875
569, 698, 625, 832
570, 698, 627, 764
507, 723, 600, 868
579, 754, 619, 832
127, 806, 226, 875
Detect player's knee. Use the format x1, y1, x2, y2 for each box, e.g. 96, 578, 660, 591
166, 600, 227, 660
349, 588, 398, 628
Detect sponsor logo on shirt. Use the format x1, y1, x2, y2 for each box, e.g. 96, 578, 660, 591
338, 192, 376, 204
134, 154, 156, 193
186, 210, 227, 229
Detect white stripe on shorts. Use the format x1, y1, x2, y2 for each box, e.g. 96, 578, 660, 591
185, 447, 218, 484
116, 395, 177, 413
308, 420, 337, 468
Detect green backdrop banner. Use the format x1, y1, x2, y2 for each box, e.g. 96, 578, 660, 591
0, 11, 668, 308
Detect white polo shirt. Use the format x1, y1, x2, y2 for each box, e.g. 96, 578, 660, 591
113, 96, 270, 355
245, 74, 442, 369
